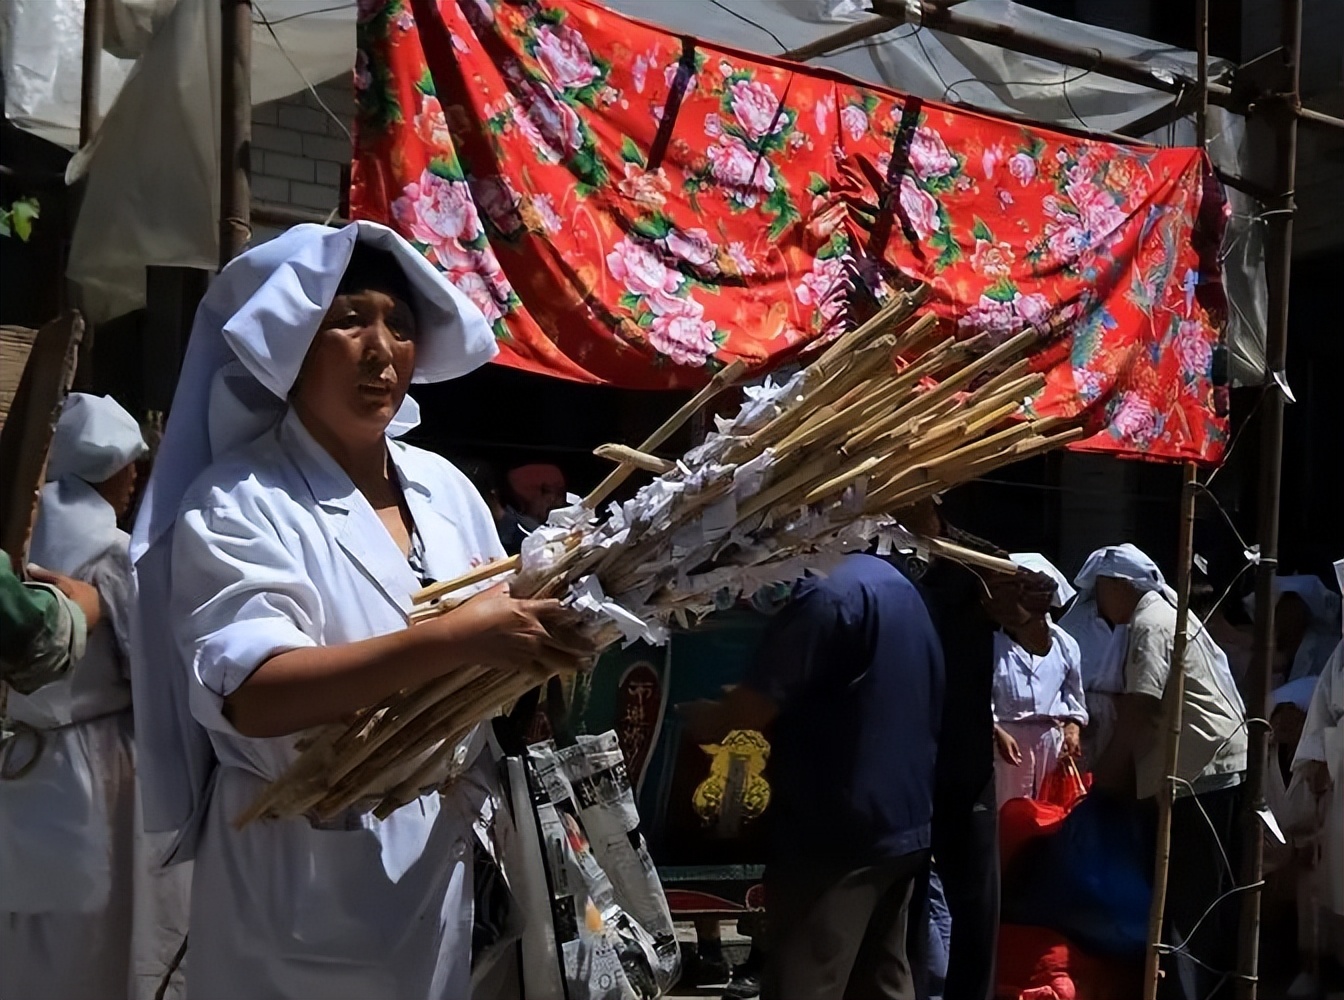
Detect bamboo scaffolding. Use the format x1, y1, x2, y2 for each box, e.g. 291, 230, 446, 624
242, 288, 1089, 824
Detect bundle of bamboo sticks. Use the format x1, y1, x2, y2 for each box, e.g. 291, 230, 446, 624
238, 285, 1084, 826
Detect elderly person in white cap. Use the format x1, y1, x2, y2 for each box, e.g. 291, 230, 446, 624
988, 553, 1087, 808
1067, 543, 1246, 1000
130, 222, 584, 1000
0, 393, 189, 1000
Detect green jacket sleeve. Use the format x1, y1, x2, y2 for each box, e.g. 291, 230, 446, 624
0, 559, 87, 694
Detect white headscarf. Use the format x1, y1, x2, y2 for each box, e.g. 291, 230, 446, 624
30, 393, 148, 575
129, 221, 494, 846
1061, 542, 1245, 715
1010, 552, 1076, 607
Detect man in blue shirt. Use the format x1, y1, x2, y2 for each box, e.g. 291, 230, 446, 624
681, 554, 945, 1000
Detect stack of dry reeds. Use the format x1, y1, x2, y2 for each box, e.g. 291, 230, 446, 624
238, 285, 1083, 825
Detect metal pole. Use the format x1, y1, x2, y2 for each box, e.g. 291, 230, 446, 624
219, 0, 253, 267
1142, 462, 1199, 1000
1236, 0, 1302, 994
79, 0, 105, 145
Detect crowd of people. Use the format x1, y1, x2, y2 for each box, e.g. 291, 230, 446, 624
684, 515, 1343, 1000
0, 219, 1339, 1000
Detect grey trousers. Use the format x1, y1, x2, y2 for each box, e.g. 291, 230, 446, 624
763, 850, 930, 1000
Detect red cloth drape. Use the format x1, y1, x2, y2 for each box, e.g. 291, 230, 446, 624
350, 0, 1229, 462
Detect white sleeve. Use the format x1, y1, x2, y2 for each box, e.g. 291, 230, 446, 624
1293, 644, 1343, 768
87, 546, 137, 676
170, 503, 321, 735
1056, 629, 1089, 725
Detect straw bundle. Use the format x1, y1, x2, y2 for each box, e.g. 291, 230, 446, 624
238, 285, 1084, 826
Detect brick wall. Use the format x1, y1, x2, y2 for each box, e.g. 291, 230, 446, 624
250, 77, 355, 238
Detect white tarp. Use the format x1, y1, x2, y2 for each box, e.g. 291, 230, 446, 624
34, 0, 1264, 379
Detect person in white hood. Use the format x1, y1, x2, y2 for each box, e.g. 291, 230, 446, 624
989, 553, 1087, 808
0, 393, 189, 1000
129, 222, 582, 1000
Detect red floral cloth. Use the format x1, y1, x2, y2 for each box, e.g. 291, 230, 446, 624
350, 0, 1230, 461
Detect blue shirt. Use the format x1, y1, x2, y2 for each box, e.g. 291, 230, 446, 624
744, 554, 945, 868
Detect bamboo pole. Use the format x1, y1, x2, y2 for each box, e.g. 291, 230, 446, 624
593, 444, 675, 474
583, 358, 748, 509
219, 0, 253, 265
1236, 1, 1302, 994
1143, 462, 1199, 999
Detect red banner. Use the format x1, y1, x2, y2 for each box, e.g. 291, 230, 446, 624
351, 0, 1229, 461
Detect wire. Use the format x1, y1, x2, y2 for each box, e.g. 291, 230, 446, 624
253, 1, 354, 144
251, 2, 353, 27
706, 0, 789, 54
1169, 776, 1236, 880
1203, 386, 1266, 489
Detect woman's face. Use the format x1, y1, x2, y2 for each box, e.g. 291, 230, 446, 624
293, 287, 417, 443
93, 462, 138, 519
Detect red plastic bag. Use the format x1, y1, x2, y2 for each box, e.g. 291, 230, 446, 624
1038, 756, 1090, 812
996, 924, 1142, 1000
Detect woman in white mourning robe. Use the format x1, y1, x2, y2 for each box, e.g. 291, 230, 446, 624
0, 393, 189, 1000
1290, 639, 1344, 969
129, 222, 582, 1000
990, 553, 1088, 807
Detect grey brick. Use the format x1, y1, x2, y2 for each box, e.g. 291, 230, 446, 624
301, 132, 353, 164
250, 175, 291, 203
317, 84, 357, 120
260, 151, 314, 182
252, 123, 303, 155
251, 102, 279, 126
289, 181, 338, 210
315, 161, 344, 187
277, 104, 329, 134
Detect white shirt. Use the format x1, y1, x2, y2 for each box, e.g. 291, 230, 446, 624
1124, 591, 1248, 800
168, 408, 505, 1000
991, 622, 1089, 726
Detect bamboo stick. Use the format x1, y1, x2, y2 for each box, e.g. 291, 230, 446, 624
414, 555, 520, 606
593, 444, 675, 474
583, 358, 748, 509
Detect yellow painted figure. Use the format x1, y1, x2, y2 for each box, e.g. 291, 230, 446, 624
693, 729, 772, 835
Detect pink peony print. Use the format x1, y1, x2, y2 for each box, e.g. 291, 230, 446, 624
970, 239, 1015, 280
728, 79, 783, 141
796, 255, 849, 330
1110, 392, 1160, 445
1044, 217, 1091, 264
617, 163, 670, 210
707, 137, 776, 208
958, 294, 1019, 341
1008, 152, 1036, 186
841, 104, 869, 141
534, 24, 600, 91
414, 96, 451, 150
982, 147, 1001, 180
897, 176, 941, 240
520, 88, 584, 160
1175, 321, 1213, 377
704, 113, 723, 139
909, 127, 957, 180
814, 93, 834, 135
392, 170, 483, 264
1072, 366, 1106, 402
725, 242, 757, 276
530, 194, 563, 234
666, 227, 718, 270
1066, 179, 1126, 240
1014, 292, 1051, 329
607, 237, 684, 314
648, 297, 717, 367
449, 250, 514, 325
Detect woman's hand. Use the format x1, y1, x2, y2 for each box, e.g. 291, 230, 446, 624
426, 583, 594, 678
1061, 721, 1083, 758
28, 565, 104, 631
994, 724, 1023, 766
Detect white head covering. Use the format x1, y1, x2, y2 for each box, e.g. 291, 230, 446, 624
1072, 543, 1174, 602
1010, 552, 1075, 607
1061, 542, 1246, 716
30, 393, 148, 575
129, 221, 494, 847
45, 392, 148, 484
